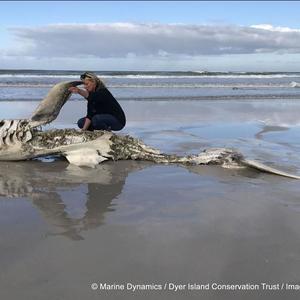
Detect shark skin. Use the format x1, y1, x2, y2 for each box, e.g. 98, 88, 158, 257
0, 81, 299, 179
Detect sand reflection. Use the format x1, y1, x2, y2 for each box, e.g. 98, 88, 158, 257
255, 125, 289, 140
0, 160, 146, 240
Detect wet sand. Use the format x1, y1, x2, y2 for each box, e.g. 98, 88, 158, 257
1, 99, 300, 299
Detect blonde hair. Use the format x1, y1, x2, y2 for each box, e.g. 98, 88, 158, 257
81, 72, 106, 90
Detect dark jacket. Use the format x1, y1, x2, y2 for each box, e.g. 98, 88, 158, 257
86, 88, 126, 127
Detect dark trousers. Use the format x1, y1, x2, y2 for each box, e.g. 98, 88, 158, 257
77, 114, 123, 131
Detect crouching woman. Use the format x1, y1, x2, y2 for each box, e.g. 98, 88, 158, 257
69, 72, 126, 131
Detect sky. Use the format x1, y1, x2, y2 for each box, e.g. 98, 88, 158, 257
1, 1, 300, 71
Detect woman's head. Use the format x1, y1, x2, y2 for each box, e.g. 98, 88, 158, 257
82, 77, 97, 93
80, 72, 106, 92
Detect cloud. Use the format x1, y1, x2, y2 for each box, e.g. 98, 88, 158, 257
250, 24, 300, 33
5, 23, 300, 59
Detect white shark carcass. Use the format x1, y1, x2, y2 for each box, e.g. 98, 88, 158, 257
0, 81, 299, 179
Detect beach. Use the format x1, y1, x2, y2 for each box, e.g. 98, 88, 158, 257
0, 96, 300, 299
1, 94, 300, 299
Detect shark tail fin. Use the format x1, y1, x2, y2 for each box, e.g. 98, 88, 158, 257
241, 159, 300, 180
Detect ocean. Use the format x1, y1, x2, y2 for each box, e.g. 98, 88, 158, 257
1, 69, 300, 101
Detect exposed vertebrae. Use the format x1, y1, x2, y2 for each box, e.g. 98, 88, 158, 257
0, 119, 33, 148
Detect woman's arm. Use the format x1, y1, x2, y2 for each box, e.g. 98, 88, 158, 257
68, 87, 89, 99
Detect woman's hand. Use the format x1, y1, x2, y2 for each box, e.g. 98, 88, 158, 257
68, 87, 80, 93
69, 86, 89, 99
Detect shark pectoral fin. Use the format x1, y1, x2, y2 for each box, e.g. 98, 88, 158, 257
64, 148, 108, 168
242, 159, 300, 180
30, 81, 83, 127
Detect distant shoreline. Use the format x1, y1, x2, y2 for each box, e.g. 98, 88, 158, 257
1, 69, 300, 76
